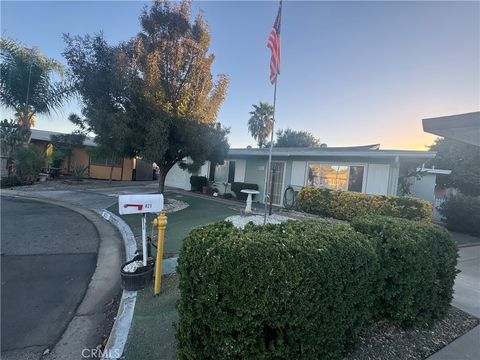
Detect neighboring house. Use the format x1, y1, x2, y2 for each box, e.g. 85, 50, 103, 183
30, 129, 144, 181
165, 144, 439, 205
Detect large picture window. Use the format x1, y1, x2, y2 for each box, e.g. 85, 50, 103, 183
307, 163, 364, 192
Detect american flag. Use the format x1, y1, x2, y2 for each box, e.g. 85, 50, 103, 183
267, 2, 282, 85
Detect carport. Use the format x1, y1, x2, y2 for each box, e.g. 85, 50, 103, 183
422, 111, 480, 146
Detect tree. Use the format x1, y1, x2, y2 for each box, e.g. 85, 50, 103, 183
275, 128, 320, 148
0, 39, 70, 135
248, 102, 273, 148
429, 138, 480, 196
64, 0, 229, 193
0, 119, 29, 158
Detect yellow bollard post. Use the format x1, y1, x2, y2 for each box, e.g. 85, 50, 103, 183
153, 211, 167, 295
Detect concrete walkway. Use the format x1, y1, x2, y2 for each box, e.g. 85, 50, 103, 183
427, 244, 480, 360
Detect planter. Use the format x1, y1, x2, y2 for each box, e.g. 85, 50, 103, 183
202, 186, 209, 194
120, 255, 155, 291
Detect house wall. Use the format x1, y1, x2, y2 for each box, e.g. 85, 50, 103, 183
238, 157, 398, 203
364, 164, 390, 195
165, 163, 191, 190
411, 174, 436, 203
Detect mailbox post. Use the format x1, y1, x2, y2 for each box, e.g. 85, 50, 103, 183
119, 194, 164, 267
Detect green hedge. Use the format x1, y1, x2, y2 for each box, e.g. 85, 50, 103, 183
231, 182, 259, 201
296, 187, 432, 222
439, 194, 480, 236
189, 175, 208, 191
351, 215, 458, 327
177, 221, 378, 360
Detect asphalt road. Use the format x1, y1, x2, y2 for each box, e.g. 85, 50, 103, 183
1, 197, 99, 360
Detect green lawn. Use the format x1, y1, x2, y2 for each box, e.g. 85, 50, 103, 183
107, 191, 239, 255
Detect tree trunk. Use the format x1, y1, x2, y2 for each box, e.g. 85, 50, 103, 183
109, 165, 114, 183
158, 169, 167, 194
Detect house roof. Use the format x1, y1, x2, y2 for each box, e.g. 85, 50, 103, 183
228, 146, 435, 160
30, 129, 97, 147
422, 111, 480, 146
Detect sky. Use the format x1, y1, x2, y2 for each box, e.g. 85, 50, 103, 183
1, 0, 479, 150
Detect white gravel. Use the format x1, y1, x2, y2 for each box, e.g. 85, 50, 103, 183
122, 260, 144, 273
225, 214, 295, 229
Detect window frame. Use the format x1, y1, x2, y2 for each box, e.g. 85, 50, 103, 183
304, 161, 367, 193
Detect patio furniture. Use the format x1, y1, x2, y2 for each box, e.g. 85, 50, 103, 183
240, 189, 260, 213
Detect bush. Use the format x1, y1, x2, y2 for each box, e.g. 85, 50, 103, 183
231, 182, 259, 201
439, 194, 480, 236
189, 175, 208, 191
13, 145, 44, 184
296, 186, 432, 222
177, 220, 378, 359
351, 215, 458, 327
0, 175, 21, 188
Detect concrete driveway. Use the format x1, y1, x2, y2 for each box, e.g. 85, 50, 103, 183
427, 243, 480, 360
1, 197, 99, 360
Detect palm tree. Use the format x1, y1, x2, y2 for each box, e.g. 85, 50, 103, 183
0, 38, 70, 137
248, 101, 273, 148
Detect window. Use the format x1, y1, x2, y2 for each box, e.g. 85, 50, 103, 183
90, 154, 123, 167
228, 161, 236, 183
307, 163, 364, 192
348, 166, 364, 192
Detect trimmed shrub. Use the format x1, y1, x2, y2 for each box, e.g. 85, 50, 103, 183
351, 215, 458, 327
296, 186, 432, 222
189, 175, 208, 191
439, 194, 480, 236
231, 182, 259, 201
177, 220, 378, 359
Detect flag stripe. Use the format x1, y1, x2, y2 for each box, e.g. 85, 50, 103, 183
267, 2, 282, 84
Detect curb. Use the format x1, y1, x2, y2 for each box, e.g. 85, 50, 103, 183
97, 210, 138, 360
458, 242, 480, 249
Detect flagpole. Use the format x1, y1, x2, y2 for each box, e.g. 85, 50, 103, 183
263, 80, 277, 224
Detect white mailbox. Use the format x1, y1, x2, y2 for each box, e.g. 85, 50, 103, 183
118, 194, 164, 215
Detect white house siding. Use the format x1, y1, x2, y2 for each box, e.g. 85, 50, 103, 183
365, 164, 390, 195
165, 163, 191, 190
233, 159, 246, 182
199, 162, 209, 178
387, 164, 400, 195
291, 161, 307, 187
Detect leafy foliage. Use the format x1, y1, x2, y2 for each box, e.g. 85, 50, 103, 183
275, 128, 320, 147
296, 186, 432, 222
71, 163, 88, 180
63, 0, 229, 193
352, 215, 458, 327
439, 194, 480, 236
248, 102, 273, 148
0, 38, 70, 132
189, 175, 208, 191
177, 220, 378, 360
0, 119, 29, 157
231, 182, 259, 201
429, 138, 480, 196
13, 145, 44, 183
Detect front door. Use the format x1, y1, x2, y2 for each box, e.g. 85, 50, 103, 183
267, 161, 285, 206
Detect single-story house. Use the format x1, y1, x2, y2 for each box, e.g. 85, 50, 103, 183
29, 129, 153, 181
165, 144, 440, 205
